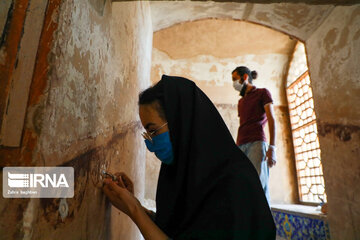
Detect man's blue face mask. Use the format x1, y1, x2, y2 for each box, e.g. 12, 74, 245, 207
145, 131, 174, 165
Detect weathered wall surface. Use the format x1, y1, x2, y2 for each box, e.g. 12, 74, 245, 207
0, 1, 13, 61
1, 1, 359, 239
0, 0, 152, 239
148, 19, 298, 204
306, 5, 360, 240
0, 0, 47, 147
246, 3, 334, 41
150, 1, 334, 41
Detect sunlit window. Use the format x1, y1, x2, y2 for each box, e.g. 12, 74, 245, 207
286, 42, 327, 204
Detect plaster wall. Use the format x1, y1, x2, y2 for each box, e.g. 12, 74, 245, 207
0, 1, 12, 41
0, 0, 152, 239
148, 19, 298, 204
246, 3, 334, 41
306, 5, 360, 240
0, 0, 47, 147
150, 1, 334, 41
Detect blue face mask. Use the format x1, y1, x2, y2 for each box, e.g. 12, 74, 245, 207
145, 131, 174, 165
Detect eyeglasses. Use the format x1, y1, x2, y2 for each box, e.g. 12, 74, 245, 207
142, 122, 168, 142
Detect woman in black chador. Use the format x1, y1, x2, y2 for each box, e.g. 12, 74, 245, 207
103, 75, 276, 240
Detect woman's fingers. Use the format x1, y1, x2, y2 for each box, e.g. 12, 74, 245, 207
103, 183, 116, 199
102, 178, 140, 217
114, 172, 134, 194
117, 177, 126, 188
121, 173, 134, 193
103, 181, 126, 213
114, 172, 124, 180
103, 180, 122, 204
104, 178, 121, 191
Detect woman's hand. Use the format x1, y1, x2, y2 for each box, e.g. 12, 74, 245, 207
103, 177, 141, 218
103, 176, 170, 240
114, 172, 134, 194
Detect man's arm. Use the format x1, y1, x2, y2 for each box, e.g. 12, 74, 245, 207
264, 103, 276, 167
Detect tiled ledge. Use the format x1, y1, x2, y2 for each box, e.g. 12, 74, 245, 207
271, 203, 327, 220
271, 204, 330, 240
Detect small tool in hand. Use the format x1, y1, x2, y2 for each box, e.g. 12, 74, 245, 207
101, 170, 118, 181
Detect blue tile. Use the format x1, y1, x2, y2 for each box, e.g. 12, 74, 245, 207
271, 211, 331, 240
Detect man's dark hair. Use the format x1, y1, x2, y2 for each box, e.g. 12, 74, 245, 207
232, 66, 258, 83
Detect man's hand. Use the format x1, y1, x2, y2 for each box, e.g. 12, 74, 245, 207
266, 145, 276, 168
